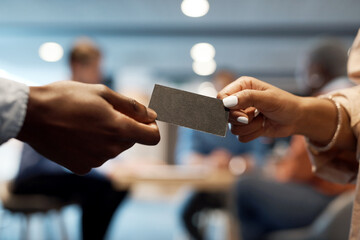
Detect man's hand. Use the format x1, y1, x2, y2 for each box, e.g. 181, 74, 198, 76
17, 81, 160, 174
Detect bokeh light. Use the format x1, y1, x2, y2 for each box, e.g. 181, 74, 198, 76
39, 42, 64, 62
181, 0, 210, 18
192, 59, 217, 76
190, 43, 215, 62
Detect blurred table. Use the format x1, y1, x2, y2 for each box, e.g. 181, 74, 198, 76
109, 163, 236, 192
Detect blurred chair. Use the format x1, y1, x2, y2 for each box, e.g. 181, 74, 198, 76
0, 182, 72, 240
265, 191, 355, 240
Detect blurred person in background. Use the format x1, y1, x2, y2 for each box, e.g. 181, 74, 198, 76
10, 39, 129, 240
176, 70, 269, 240
234, 40, 355, 240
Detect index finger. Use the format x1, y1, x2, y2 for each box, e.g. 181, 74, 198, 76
217, 76, 271, 100
117, 114, 161, 145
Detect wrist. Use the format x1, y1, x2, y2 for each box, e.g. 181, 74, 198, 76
293, 97, 315, 135
294, 97, 337, 146
291, 96, 309, 136
16, 86, 47, 143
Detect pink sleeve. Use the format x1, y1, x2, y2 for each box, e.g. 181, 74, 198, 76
306, 86, 360, 184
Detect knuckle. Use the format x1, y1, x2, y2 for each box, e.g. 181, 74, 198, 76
242, 90, 254, 106
237, 76, 247, 83
130, 98, 138, 111
112, 115, 131, 135
119, 119, 132, 135
241, 89, 251, 101
131, 99, 146, 115
96, 84, 110, 96
241, 76, 256, 84
130, 98, 139, 111
109, 117, 136, 141
104, 121, 123, 136
238, 76, 250, 86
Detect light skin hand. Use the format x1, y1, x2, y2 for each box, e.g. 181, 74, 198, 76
218, 76, 356, 150
218, 76, 304, 141
16, 81, 160, 175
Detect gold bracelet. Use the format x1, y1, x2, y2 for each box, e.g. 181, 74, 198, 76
305, 96, 342, 153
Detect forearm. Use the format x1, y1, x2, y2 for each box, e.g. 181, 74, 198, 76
295, 97, 356, 151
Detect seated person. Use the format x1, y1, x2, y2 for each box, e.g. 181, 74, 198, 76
234, 40, 355, 240
176, 70, 269, 240
11, 39, 128, 240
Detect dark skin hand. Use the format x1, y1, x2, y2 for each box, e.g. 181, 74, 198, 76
17, 81, 160, 175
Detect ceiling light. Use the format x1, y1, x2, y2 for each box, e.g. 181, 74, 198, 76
192, 59, 217, 76
181, 0, 209, 18
39, 42, 64, 62
190, 43, 215, 62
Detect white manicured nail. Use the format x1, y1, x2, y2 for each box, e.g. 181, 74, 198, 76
254, 109, 260, 117
223, 96, 238, 108
237, 116, 248, 124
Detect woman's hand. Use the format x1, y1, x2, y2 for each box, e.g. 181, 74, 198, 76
217, 76, 303, 142
217, 76, 343, 147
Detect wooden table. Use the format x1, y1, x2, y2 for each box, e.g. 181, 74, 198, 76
109, 163, 236, 192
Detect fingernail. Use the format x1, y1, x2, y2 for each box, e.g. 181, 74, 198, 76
254, 109, 260, 117
223, 96, 238, 108
147, 108, 157, 120
237, 116, 248, 124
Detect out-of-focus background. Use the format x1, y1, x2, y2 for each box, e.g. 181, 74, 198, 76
0, 1, 359, 240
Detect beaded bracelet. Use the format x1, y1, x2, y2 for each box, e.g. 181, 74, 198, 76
305, 96, 342, 153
